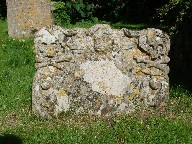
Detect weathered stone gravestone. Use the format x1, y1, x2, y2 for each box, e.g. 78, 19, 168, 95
32, 24, 170, 118
6, 0, 52, 38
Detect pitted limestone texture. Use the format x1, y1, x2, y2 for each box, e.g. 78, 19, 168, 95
6, 0, 52, 38
32, 24, 170, 118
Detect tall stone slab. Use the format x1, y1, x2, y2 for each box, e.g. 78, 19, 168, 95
32, 24, 170, 118
6, 0, 52, 38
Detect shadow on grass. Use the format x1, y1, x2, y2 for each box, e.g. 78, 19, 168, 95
0, 134, 22, 144
168, 22, 192, 93
169, 65, 192, 93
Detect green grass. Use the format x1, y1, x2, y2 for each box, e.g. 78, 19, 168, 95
0, 19, 192, 144
58, 19, 168, 31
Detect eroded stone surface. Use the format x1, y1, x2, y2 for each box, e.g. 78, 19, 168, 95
32, 24, 170, 118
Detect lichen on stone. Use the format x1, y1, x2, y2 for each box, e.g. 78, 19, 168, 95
6, 0, 52, 38
32, 24, 170, 118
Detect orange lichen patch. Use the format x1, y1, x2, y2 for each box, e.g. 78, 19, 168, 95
47, 47, 55, 56
41, 67, 51, 75
109, 94, 115, 99
159, 102, 167, 108
42, 75, 49, 79
134, 48, 148, 57
125, 95, 134, 101
115, 96, 123, 104
98, 81, 108, 91
74, 71, 81, 78
147, 29, 156, 38
95, 99, 102, 108
16, 16, 21, 22
127, 83, 132, 89
154, 76, 160, 81
57, 90, 67, 97
108, 94, 120, 104
54, 68, 58, 75
141, 67, 163, 76
136, 71, 143, 77
134, 89, 140, 95
122, 47, 148, 64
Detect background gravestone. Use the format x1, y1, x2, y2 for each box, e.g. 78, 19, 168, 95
6, 0, 52, 38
